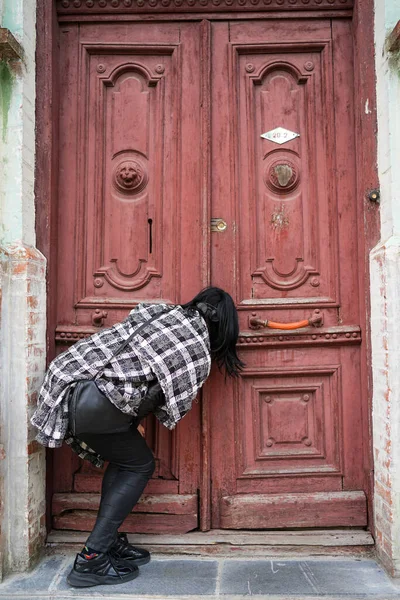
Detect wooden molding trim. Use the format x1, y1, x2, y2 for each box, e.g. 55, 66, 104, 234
220, 491, 367, 528
57, 0, 353, 14
238, 325, 361, 348
55, 324, 361, 348
55, 324, 361, 347
53, 492, 197, 515
48, 527, 375, 548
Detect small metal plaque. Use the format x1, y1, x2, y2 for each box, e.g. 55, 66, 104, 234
261, 127, 300, 145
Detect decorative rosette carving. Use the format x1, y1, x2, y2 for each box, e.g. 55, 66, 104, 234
265, 159, 299, 193
113, 159, 148, 194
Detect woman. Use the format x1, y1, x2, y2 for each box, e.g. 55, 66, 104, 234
31, 287, 244, 588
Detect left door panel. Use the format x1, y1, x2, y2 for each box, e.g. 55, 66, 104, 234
52, 22, 205, 534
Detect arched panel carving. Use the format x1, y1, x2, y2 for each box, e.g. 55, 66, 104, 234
252, 64, 317, 291
233, 42, 337, 303
91, 62, 164, 292
250, 61, 309, 87
67, 44, 183, 308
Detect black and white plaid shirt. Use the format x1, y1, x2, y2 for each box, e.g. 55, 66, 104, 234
31, 303, 211, 466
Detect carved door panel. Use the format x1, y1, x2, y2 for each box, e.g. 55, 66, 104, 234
209, 19, 369, 528
52, 22, 206, 533
52, 15, 370, 534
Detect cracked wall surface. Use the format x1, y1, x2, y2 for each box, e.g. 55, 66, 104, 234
371, 0, 400, 578
0, 0, 46, 578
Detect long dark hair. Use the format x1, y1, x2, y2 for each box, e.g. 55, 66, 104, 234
182, 287, 245, 377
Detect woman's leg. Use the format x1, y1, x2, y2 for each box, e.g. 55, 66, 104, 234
100, 421, 143, 500
100, 463, 119, 502
79, 426, 155, 553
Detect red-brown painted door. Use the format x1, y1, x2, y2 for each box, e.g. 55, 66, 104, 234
208, 19, 369, 528
52, 15, 369, 533
52, 21, 208, 533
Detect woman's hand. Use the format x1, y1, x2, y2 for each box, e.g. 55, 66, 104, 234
136, 382, 165, 420
137, 424, 145, 437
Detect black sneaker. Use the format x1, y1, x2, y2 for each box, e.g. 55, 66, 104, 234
67, 550, 139, 588
109, 532, 151, 566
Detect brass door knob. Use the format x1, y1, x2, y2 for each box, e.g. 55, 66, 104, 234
211, 218, 227, 232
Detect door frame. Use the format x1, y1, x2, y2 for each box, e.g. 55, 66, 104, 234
35, 0, 379, 534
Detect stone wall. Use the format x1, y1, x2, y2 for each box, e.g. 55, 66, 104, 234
371, 0, 400, 578
0, 0, 46, 577
0, 245, 46, 574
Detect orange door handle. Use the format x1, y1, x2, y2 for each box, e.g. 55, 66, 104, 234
249, 310, 323, 330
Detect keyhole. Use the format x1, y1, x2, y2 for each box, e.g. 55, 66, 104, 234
148, 218, 153, 254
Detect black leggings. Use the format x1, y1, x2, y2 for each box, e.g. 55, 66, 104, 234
78, 426, 155, 553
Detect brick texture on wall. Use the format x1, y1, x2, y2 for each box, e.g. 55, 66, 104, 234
0, 243, 46, 575
0, 0, 44, 576
370, 238, 400, 577
372, 0, 400, 579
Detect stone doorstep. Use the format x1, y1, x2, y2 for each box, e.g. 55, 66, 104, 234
47, 529, 376, 558
0, 549, 399, 599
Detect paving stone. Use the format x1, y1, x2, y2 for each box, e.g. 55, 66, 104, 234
1, 553, 399, 599
0, 554, 66, 595
55, 557, 218, 596
220, 560, 318, 596
219, 559, 400, 597
307, 559, 399, 596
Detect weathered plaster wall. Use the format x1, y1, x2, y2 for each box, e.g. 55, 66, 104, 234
371, 0, 400, 577
0, 245, 46, 574
0, 0, 36, 247
0, 0, 46, 577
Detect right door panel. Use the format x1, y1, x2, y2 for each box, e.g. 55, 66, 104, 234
209, 19, 369, 529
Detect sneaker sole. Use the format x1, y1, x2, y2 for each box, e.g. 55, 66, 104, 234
67, 566, 139, 588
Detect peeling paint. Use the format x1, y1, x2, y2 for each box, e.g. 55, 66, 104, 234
386, 23, 400, 75
270, 204, 289, 231
387, 49, 400, 76
0, 61, 14, 142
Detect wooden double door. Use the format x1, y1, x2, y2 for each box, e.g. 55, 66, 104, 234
52, 15, 370, 533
